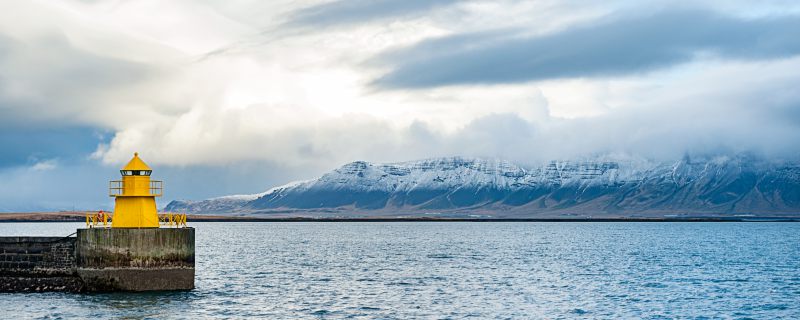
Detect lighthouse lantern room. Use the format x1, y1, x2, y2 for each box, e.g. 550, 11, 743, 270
109, 152, 163, 228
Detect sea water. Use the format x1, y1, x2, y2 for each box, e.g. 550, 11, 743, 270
0, 222, 798, 319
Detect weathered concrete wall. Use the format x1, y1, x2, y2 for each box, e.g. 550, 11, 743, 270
76, 268, 194, 291
0, 228, 195, 292
75, 228, 195, 291
0, 237, 82, 292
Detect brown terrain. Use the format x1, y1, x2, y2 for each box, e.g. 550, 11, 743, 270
0, 211, 250, 222
1, 211, 798, 222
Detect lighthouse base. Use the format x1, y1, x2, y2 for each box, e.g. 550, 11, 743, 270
75, 228, 195, 291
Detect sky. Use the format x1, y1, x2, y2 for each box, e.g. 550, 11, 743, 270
1, 0, 799, 211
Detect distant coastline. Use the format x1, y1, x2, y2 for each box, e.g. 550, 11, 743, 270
1, 212, 798, 223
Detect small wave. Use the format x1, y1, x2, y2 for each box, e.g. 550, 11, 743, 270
427, 253, 455, 259
359, 306, 381, 311
571, 308, 589, 315
642, 282, 667, 288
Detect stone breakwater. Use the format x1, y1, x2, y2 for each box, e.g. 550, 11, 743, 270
0, 236, 82, 292
0, 228, 194, 292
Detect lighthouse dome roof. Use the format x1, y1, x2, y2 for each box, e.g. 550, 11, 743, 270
122, 152, 152, 171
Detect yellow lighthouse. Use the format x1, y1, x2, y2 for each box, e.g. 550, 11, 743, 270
109, 153, 163, 228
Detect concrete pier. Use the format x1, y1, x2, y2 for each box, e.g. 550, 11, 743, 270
0, 228, 194, 292
76, 228, 195, 291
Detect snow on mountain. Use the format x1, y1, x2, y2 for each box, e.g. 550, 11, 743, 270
165, 155, 800, 217
165, 180, 310, 214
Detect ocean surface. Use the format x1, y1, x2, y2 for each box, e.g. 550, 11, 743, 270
1, 222, 798, 319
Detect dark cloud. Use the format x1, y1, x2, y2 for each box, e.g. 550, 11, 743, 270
287, 0, 462, 28
372, 9, 800, 88
0, 34, 151, 92
0, 32, 159, 170
0, 33, 159, 126
0, 126, 104, 168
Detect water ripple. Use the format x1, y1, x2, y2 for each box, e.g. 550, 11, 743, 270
0, 222, 799, 318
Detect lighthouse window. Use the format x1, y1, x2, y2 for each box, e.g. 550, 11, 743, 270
120, 170, 152, 176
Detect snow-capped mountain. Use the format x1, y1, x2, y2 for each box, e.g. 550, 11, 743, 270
165, 155, 800, 217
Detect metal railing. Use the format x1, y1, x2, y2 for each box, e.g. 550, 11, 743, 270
159, 213, 188, 228
85, 211, 188, 228
150, 180, 163, 197
109, 180, 163, 197
109, 180, 122, 196
86, 211, 111, 228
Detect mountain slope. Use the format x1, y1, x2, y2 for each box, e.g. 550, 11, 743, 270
165, 155, 800, 217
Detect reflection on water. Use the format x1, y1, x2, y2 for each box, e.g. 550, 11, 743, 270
1, 222, 799, 318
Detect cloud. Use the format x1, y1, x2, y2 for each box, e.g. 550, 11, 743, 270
0, 32, 176, 129
91, 58, 800, 168
371, 9, 800, 88
2, 0, 800, 211
30, 159, 58, 171
287, 0, 463, 28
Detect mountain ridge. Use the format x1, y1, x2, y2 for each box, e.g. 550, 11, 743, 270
165, 155, 800, 218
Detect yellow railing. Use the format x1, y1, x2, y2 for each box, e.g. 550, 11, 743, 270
86, 211, 111, 228
159, 212, 188, 228
150, 180, 163, 197
86, 211, 188, 228
109, 180, 122, 196
108, 180, 163, 197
